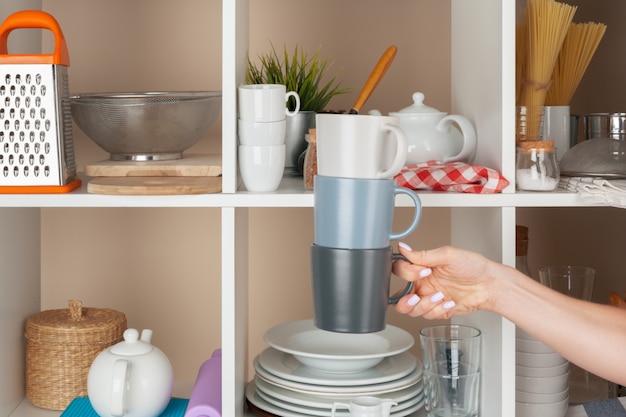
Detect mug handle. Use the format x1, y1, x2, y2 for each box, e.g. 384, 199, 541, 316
388, 253, 415, 304
389, 188, 422, 241
376, 123, 409, 179
331, 402, 351, 417
438, 114, 477, 163
285, 91, 300, 117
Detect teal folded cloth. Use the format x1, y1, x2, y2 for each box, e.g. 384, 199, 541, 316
583, 398, 626, 417
61, 397, 189, 417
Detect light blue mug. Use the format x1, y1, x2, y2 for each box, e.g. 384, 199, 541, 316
314, 175, 421, 249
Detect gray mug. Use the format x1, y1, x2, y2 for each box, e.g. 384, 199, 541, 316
314, 175, 421, 249
311, 244, 415, 333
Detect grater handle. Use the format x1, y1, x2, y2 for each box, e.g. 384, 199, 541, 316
0, 10, 69, 66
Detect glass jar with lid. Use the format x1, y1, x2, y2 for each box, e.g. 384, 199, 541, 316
516, 140, 559, 191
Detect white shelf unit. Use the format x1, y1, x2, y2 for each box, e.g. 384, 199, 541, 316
0, 0, 603, 416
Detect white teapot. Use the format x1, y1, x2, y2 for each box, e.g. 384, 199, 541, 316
372, 92, 476, 165
88, 328, 173, 417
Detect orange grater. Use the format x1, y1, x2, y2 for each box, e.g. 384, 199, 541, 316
0, 10, 80, 193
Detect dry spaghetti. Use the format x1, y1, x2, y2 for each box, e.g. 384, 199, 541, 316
545, 21, 607, 106
519, 0, 577, 140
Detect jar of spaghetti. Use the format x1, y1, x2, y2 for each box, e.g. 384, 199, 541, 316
303, 128, 317, 190
516, 140, 559, 191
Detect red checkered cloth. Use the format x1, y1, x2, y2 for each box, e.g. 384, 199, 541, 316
395, 161, 510, 194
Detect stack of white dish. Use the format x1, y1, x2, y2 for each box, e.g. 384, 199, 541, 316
245, 320, 424, 417
515, 326, 569, 417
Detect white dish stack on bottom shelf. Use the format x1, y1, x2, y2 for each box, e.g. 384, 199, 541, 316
245, 320, 424, 417
515, 326, 569, 417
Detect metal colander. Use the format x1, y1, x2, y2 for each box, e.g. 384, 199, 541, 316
70, 91, 222, 161
560, 137, 626, 178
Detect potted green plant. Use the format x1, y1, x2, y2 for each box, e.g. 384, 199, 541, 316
246, 44, 352, 176
246, 43, 351, 111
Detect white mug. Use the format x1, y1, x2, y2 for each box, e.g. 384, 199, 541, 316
238, 144, 285, 192
238, 84, 300, 122
316, 113, 408, 179
238, 118, 286, 146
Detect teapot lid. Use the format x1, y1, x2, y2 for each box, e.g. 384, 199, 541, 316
110, 328, 154, 356
396, 92, 441, 114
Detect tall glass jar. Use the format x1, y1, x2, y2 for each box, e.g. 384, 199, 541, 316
303, 128, 317, 190
516, 140, 559, 191
516, 105, 544, 144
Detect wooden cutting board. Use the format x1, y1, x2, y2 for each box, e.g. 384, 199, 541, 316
84, 154, 222, 177
87, 176, 222, 195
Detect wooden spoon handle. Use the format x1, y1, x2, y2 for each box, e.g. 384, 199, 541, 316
349, 45, 397, 114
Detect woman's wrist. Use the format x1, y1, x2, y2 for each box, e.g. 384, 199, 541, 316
482, 261, 519, 314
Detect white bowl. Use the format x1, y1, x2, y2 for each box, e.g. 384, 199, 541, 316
516, 372, 570, 394
516, 388, 569, 404
516, 361, 569, 378
263, 320, 414, 374
516, 351, 568, 368
516, 337, 556, 354
516, 398, 569, 417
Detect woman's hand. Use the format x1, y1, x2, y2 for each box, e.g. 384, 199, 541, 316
393, 243, 498, 319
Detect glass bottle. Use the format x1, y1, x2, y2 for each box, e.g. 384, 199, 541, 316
516, 225, 531, 279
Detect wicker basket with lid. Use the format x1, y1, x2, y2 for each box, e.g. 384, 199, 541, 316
25, 300, 127, 410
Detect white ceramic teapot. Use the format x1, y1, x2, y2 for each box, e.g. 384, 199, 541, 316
372, 92, 476, 165
87, 328, 173, 417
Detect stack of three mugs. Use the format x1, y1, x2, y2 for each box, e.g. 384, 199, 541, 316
311, 112, 422, 334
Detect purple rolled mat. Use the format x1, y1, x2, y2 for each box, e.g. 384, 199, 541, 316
184, 349, 222, 417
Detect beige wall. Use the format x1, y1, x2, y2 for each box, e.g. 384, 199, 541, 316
38, 0, 452, 383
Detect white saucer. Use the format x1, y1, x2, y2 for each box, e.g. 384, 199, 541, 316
254, 374, 422, 411
246, 380, 424, 417
263, 320, 414, 374
254, 355, 423, 396
258, 347, 419, 386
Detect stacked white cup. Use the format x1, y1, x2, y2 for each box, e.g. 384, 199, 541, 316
237, 84, 300, 192
515, 326, 569, 417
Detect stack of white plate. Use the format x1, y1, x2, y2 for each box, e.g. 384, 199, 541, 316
245, 320, 424, 417
515, 326, 569, 417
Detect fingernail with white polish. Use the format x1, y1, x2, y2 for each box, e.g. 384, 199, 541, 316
398, 242, 412, 251
443, 300, 456, 309
420, 268, 432, 278
407, 294, 420, 306
430, 292, 444, 303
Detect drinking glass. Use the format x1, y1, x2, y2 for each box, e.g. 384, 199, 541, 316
538, 265, 606, 404
538, 265, 594, 301
420, 325, 481, 417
